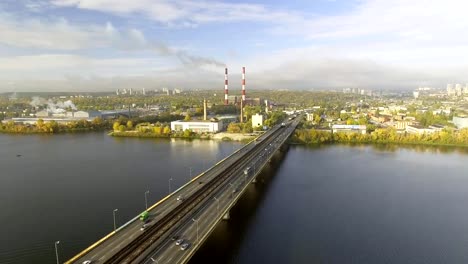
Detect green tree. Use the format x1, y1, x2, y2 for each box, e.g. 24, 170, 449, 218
126, 120, 133, 130
113, 121, 121, 131
227, 123, 242, 133
184, 114, 191, 121
183, 129, 193, 137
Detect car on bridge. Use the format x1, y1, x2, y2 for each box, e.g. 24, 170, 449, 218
177, 195, 184, 201
175, 238, 184, 246
180, 242, 190, 251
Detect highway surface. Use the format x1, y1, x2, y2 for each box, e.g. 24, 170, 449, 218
69, 118, 298, 264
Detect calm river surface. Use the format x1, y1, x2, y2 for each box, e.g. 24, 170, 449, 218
1, 133, 468, 264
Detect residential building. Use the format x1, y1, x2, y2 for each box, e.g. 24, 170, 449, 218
252, 113, 264, 128
453, 116, 468, 129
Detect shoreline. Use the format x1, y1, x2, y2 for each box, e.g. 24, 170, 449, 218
290, 139, 468, 148
109, 131, 256, 142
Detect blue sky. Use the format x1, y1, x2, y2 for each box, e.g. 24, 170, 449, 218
1, 0, 468, 92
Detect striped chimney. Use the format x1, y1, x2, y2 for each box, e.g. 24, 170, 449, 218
242, 66, 246, 101
224, 68, 229, 105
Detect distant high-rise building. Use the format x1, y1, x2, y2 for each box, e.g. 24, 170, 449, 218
455, 84, 463, 96
116, 89, 120, 95
447, 84, 455, 96
142, 88, 146, 95
464, 84, 468, 94
413, 91, 420, 99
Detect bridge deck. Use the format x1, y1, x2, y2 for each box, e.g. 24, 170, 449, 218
68, 118, 299, 264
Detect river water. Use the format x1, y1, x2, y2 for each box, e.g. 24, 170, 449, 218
1, 133, 468, 263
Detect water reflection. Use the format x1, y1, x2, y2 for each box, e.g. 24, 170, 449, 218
298, 142, 468, 155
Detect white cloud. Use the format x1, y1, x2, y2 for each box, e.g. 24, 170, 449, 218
0, 54, 170, 79
0, 12, 147, 50
51, 0, 299, 26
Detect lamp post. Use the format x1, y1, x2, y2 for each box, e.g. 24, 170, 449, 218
54, 241, 60, 264
113, 209, 118, 231
192, 218, 199, 244
144, 190, 150, 210
213, 196, 220, 214
150, 257, 159, 263
228, 182, 234, 198
168, 178, 173, 194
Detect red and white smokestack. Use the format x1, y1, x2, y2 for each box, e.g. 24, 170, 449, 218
224, 68, 229, 105
242, 66, 246, 101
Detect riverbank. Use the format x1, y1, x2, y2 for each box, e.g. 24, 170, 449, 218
109, 131, 256, 142
292, 128, 468, 148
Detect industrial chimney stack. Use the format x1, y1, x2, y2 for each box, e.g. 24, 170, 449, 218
242, 66, 246, 101
224, 68, 229, 105
203, 99, 207, 121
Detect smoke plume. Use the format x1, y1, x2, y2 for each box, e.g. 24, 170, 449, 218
30, 96, 77, 113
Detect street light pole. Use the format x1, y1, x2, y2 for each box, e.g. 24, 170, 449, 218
113, 209, 118, 232
228, 182, 234, 198
168, 178, 173, 194
192, 218, 199, 244
150, 257, 159, 263
54, 241, 60, 264
144, 190, 150, 210
213, 197, 219, 214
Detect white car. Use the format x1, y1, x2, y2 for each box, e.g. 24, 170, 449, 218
175, 239, 184, 246
180, 242, 190, 251
82, 261, 92, 264
177, 195, 184, 201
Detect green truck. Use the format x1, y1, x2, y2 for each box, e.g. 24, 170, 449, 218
140, 211, 149, 222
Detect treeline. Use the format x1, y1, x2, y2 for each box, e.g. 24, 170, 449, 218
226, 111, 288, 133
0, 118, 109, 134
110, 120, 204, 139
293, 127, 468, 146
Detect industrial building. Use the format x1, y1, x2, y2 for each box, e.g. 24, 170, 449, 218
405, 125, 436, 134
332, 125, 367, 134
170, 120, 223, 133
3, 110, 134, 125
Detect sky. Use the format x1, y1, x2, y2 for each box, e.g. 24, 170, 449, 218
1, 0, 468, 92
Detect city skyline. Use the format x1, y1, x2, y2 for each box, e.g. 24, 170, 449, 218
2, 0, 468, 92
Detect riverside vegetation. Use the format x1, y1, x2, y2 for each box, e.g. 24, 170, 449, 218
293, 127, 468, 147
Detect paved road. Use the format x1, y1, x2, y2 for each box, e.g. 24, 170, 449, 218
70, 128, 281, 264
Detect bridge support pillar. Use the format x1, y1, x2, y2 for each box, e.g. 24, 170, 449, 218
223, 211, 230, 220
